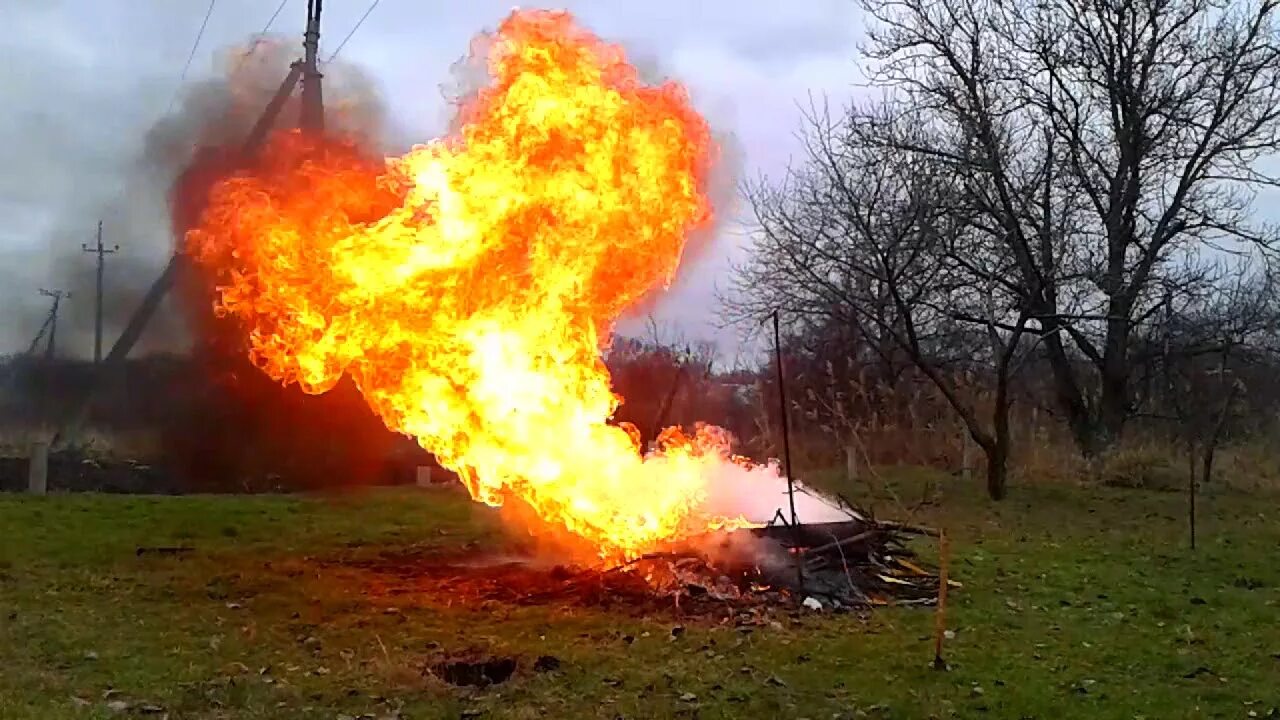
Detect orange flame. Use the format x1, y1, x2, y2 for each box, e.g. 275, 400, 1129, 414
186, 9, 752, 562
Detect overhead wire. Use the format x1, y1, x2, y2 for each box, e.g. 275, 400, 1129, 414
164, 0, 220, 114
165, 0, 291, 116
325, 0, 381, 64
238, 0, 291, 67
259, 0, 291, 37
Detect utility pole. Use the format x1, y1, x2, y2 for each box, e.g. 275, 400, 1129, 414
301, 0, 325, 132
38, 289, 70, 361
30, 290, 66, 496
48, 5, 325, 451
82, 220, 119, 364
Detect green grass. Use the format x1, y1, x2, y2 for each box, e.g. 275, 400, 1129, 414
2, 478, 1278, 719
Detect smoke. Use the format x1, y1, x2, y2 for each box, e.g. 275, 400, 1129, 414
700, 460, 850, 524
153, 36, 405, 491
489, 456, 849, 566
16, 34, 391, 361
621, 43, 746, 324
687, 463, 850, 582
0, 31, 405, 490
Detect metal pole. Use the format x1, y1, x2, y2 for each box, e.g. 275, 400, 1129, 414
772, 309, 803, 590
83, 220, 119, 365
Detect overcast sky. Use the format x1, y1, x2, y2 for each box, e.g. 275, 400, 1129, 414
3, 1, 867, 361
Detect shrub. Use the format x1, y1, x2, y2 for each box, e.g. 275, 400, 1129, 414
1098, 445, 1185, 492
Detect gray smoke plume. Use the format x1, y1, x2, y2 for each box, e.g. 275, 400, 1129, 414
9, 34, 389, 361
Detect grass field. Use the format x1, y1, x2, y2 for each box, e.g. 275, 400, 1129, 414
2, 475, 1278, 719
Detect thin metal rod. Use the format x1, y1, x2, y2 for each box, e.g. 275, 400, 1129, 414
772, 309, 803, 591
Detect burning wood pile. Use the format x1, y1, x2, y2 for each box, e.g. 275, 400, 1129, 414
171, 8, 949, 620
344, 503, 945, 623
614, 504, 944, 614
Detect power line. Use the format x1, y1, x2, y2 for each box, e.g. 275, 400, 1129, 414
165, 0, 220, 114
179, 0, 219, 82
325, 0, 380, 64
259, 0, 290, 36
229, 0, 292, 76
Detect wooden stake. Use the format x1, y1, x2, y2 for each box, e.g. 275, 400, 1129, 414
932, 529, 950, 670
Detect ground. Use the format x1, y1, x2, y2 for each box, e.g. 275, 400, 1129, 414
1, 474, 1278, 719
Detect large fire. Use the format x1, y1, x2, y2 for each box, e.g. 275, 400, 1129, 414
185, 9, 756, 562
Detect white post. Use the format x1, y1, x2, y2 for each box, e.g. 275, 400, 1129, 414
415, 465, 433, 487
27, 441, 48, 495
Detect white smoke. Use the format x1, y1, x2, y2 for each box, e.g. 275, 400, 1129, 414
701, 459, 850, 524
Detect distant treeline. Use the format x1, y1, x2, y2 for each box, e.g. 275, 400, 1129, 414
0, 352, 429, 492
0, 343, 771, 493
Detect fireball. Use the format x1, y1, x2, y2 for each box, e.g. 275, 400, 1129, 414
186, 9, 750, 562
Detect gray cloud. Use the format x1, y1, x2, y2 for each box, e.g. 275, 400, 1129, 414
1, 1, 863, 361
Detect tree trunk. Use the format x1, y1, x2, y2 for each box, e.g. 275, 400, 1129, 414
958, 422, 1003, 501
987, 364, 1012, 501
1040, 328, 1102, 456
1098, 299, 1133, 451
1098, 369, 1130, 453
985, 443, 1008, 501
1186, 437, 1197, 551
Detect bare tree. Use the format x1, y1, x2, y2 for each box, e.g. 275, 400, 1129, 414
856, 0, 1280, 456
1150, 267, 1275, 545
725, 107, 1036, 499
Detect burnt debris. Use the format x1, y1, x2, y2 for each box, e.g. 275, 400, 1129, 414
331, 504, 947, 621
